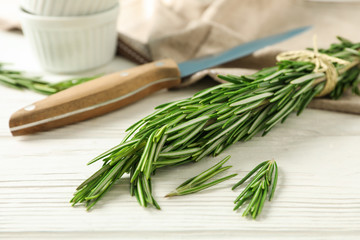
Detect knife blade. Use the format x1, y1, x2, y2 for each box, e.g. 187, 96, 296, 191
9, 26, 310, 136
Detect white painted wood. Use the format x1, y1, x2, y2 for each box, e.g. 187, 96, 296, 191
1, 18, 360, 240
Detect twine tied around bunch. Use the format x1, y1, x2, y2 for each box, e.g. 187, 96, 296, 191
276, 36, 352, 97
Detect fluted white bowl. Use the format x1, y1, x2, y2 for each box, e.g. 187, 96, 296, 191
20, 0, 118, 16
20, 5, 119, 73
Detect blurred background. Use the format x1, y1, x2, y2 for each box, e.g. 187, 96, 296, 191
2, 0, 360, 69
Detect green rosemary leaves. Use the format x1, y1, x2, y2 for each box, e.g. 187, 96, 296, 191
72, 37, 360, 210
233, 160, 278, 219
165, 156, 278, 220
166, 155, 236, 197
0, 63, 98, 94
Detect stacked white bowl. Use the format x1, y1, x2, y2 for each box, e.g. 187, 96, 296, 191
20, 0, 119, 73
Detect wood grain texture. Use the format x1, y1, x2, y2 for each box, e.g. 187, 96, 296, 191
1, 13, 360, 240
1, 77, 360, 239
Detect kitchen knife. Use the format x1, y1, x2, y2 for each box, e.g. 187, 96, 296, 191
9, 26, 310, 136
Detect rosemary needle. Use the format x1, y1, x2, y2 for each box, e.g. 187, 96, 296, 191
165, 155, 237, 197
233, 160, 278, 219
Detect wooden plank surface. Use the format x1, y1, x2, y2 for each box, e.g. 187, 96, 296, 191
1, 19, 360, 240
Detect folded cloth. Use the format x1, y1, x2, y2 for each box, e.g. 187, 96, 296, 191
1, 0, 360, 114
118, 0, 360, 63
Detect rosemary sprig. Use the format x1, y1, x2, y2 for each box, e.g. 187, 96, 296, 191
165, 155, 237, 197
232, 160, 278, 219
0, 63, 99, 95
71, 36, 360, 210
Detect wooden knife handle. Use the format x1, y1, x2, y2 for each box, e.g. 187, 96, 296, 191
9, 59, 181, 136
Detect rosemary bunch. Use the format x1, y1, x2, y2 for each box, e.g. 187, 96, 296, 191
0, 63, 98, 95
71, 37, 360, 210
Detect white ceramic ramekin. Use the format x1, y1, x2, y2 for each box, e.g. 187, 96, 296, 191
20, 0, 119, 16
20, 5, 119, 73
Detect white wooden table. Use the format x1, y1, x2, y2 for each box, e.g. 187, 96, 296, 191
1, 28, 360, 239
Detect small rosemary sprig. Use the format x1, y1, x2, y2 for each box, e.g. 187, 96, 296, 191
232, 160, 278, 219
0, 63, 99, 95
71, 36, 360, 210
165, 155, 237, 197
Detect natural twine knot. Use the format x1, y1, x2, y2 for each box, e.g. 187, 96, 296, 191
276, 36, 351, 97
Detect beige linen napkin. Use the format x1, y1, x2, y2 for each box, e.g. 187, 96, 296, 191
1, 0, 360, 114
116, 0, 360, 115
